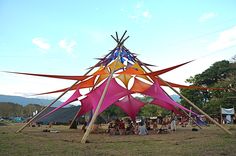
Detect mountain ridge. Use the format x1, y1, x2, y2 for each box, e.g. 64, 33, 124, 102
0, 94, 63, 106
0, 94, 180, 106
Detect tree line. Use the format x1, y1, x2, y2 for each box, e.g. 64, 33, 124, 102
0, 102, 43, 118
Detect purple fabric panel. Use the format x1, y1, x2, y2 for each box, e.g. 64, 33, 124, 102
115, 95, 145, 120
39, 87, 82, 119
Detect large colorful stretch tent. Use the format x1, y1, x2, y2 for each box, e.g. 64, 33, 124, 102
12, 31, 231, 142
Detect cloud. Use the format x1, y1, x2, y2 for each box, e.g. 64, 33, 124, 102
32, 38, 50, 50
128, 2, 152, 22
208, 26, 236, 51
135, 1, 143, 9
129, 11, 152, 21
142, 10, 151, 19
199, 12, 217, 22
58, 39, 77, 53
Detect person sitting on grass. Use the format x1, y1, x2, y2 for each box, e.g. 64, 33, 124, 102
119, 120, 126, 135
81, 122, 87, 133
158, 116, 170, 134
126, 122, 134, 135
152, 121, 158, 132
133, 122, 139, 135
108, 122, 116, 135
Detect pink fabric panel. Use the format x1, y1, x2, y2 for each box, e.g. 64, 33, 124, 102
151, 98, 179, 114
115, 95, 145, 120
76, 97, 93, 117
144, 80, 196, 115
39, 87, 82, 119
78, 78, 131, 116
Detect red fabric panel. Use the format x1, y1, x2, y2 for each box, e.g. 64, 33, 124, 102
145, 60, 193, 77
6, 71, 89, 80
156, 78, 224, 90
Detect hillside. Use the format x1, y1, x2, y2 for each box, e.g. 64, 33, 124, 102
0, 102, 80, 124
0, 94, 63, 106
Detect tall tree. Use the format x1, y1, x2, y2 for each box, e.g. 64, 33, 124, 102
180, 60, 236, 115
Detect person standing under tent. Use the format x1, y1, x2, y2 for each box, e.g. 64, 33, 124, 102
138, 122, 148, 135
170, 111, 177, 132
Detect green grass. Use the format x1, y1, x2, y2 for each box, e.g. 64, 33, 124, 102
0, 124, 236, 156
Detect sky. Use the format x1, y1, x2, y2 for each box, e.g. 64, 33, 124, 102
0, 0, 236, 102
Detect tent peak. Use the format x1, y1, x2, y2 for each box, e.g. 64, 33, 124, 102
111, 30, 129, 47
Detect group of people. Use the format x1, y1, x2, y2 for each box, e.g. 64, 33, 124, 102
81, 112, 178, 135
106, 112, 177, 136
107, 119, 149, 135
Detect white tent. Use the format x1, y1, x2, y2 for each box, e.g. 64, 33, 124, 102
221, 107, 235, 124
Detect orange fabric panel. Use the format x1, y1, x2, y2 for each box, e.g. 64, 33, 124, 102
130, 78, 152, 93
78, 76, 96, 88
116, 74, 132, 88
36, 76, 96, 95
92, 68, 109, 76
130, 62, 152, 82
117, 67, 144, 75
136, 75, 153, 82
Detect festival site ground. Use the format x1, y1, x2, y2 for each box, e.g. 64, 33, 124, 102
0, 123, 236, 156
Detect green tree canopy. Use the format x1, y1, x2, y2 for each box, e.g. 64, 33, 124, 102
180, 59, 236, 115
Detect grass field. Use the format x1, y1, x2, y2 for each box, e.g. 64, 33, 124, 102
0, 123, 236, 156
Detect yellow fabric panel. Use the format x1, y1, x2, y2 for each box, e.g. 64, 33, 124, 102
116, 74, 132, 88
95, 74, 109, 85
131, 62, 145, 73
108, 60, 125, 71
132, 62, 153, 82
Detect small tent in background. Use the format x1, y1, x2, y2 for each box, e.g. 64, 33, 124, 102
221, 107, 235, 124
